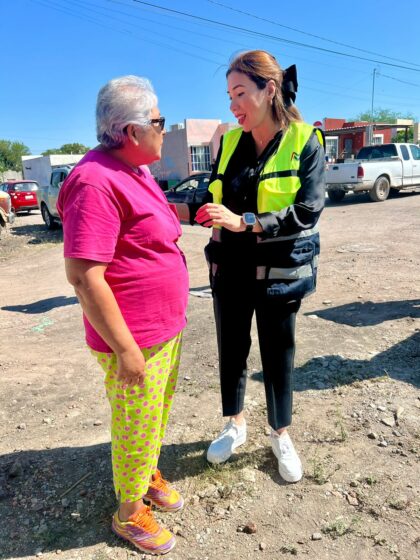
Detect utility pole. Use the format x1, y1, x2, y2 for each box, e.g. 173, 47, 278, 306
371, 68, 377, 123
367, 68, 378, 145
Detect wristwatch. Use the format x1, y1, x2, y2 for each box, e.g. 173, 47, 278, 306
242, 212, 257, 232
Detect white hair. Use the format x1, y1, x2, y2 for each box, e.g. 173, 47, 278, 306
96, 75, 158, 149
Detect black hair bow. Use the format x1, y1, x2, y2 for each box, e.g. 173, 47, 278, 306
282, 65, 298, 106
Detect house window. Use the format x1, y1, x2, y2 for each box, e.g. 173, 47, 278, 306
325, 137, 338, 159
373, 134, 384, 145
190, 145, 211, 171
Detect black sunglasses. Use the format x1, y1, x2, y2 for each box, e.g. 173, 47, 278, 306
148, 117, 165, 131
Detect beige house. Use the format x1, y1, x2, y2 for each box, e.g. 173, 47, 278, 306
149, 118, 237, 184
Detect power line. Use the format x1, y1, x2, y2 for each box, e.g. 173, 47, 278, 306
379, 73, 420, 89
130, 0, 420, 72
30, 0, 224, 67
69, 0, 226, 59
206, 0, 420, 69
31, 0, 391, 88
101, 0, 379, 78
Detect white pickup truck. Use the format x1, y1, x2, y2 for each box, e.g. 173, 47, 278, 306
37, 165, 73, 229
326, 143, 420, 202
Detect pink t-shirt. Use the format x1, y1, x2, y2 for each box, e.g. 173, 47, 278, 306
57, 149, 189, 352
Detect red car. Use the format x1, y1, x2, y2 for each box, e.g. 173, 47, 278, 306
0, 180, 39, 214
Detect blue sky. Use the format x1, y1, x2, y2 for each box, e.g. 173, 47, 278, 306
2, 0, 420, 154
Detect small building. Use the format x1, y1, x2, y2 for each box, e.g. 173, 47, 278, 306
21, 154, 85, 186
149, 119, 237, 184
322, 118, 413, 161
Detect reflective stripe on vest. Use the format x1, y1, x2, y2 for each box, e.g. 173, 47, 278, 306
211, 224, 319, 243
256, 224, 319, 243
256, 255, 319, 280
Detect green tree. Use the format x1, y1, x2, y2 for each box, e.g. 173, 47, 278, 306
353, 108, 416, 143
0, 140, 31, 172
42, 142, 90, 156
353, 107, 416, 123
392, 128, 414, 143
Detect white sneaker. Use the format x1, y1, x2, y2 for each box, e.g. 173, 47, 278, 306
270, 430, 303, 482
207, 419, 247, 464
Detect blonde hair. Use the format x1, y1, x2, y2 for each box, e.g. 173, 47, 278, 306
227, 50, 302, 129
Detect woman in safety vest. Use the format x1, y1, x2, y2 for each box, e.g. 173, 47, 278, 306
195, 50, 326, 482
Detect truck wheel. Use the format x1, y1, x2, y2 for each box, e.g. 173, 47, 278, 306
369, 176, 390, 202
41, 204, 57, 230
327, 189, 346, 203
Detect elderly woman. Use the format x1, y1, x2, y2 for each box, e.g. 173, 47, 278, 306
57, 76, 188, 555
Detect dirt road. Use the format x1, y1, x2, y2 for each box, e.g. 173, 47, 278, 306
1, 191, 419, 560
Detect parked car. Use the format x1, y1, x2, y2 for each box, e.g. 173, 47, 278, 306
37, 166, 74, 229
165, 173, 211, 223
0, 180, 39, 213
0, 190, 15, 236
325, 143, 420, 202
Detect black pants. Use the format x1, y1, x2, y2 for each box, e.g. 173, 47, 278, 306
212, 266, 301, 431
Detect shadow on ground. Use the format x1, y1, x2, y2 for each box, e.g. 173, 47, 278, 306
0, 438, 216, 558
2, 296, 78, 314
0, 436, 296, 559
250, 330, 420, 390
305, 299, 420, 327
9, 222, 63, 245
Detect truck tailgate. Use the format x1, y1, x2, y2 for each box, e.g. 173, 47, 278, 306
326, 162, 360, 185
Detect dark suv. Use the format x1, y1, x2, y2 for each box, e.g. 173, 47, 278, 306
165, 173, 211, 223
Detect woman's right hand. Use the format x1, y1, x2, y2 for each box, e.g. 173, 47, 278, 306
116, 345, 146, 388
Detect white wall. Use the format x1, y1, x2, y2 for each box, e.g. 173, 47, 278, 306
22, 154, 84, 185
0, 170, 23, 181
150, 119, 238, 181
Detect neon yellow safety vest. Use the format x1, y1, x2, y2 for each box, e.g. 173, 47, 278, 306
206, 121, 324, 300
209, 121, 324, 215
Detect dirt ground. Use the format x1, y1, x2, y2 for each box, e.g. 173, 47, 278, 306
0, 191, 419, 560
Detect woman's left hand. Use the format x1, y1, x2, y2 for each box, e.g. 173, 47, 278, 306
195, 203, 243, 232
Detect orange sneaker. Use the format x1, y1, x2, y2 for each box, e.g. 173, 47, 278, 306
144, 469, 184, 512
112, 505, 175, 555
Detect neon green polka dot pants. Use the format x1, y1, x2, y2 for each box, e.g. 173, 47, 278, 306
91, 331, 182, 503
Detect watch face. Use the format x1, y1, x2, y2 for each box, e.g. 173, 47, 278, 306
243, 212, 256, 225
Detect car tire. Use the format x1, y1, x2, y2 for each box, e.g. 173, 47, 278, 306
327, 188, 346, 203
41, 204, 57, 230
369, 176, 390, 202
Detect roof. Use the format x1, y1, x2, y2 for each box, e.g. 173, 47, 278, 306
324, 123, 411, 135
